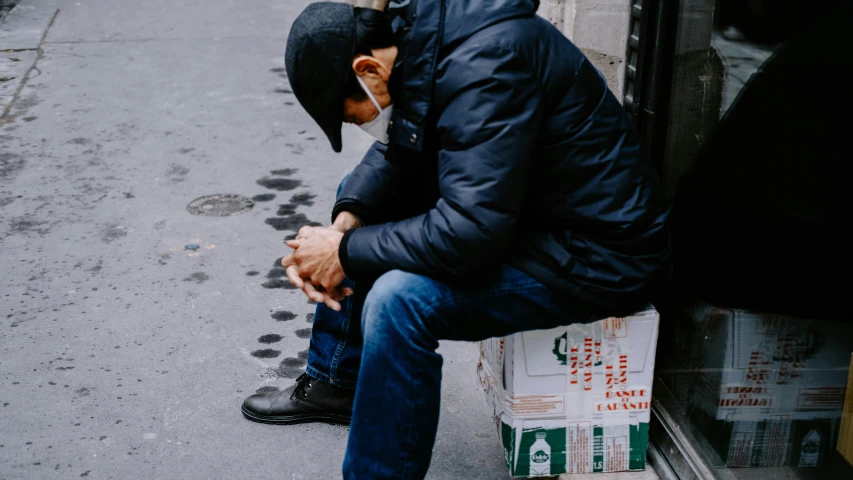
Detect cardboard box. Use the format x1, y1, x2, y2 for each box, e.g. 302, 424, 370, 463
682, 305, 853, 467
687, 305, 851, 423
478, 310, 659, 477
691, 411, 840, 467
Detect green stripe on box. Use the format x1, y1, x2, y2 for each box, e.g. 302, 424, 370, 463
594, 425, 604, 472
629, 423, 649, 470
502, 421, 515, 474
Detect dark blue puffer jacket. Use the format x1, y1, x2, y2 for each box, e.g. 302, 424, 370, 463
334, 0, 671, 313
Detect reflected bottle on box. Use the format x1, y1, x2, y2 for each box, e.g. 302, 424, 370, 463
798, 430, 823, 467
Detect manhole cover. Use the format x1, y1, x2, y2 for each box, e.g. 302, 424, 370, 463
187, 194, 254, 216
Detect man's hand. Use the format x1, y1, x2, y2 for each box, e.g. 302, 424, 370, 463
283, 226, 351, 311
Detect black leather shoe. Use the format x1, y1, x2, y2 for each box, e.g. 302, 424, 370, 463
242, 373, 353, 425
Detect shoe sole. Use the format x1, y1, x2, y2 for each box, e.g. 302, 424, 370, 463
241, 405, 351, 426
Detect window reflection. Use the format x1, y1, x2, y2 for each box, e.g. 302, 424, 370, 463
656, 1, 852, 477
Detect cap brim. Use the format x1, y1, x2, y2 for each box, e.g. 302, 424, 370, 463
316, 104, 344, 153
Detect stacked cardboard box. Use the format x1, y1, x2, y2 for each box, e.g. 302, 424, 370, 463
478, 310, 659, 477
685, 305, 853, 467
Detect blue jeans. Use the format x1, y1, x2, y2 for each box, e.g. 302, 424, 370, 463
305, 275, 364, 389
306, 175, 599, 478
343, 267, 598, 479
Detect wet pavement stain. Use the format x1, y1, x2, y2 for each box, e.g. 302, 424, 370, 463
0, 152, 25, 180
165, 164, 190, 182
306, 313, 314, 323
265, 214, 321, 232
265, 357, 307, 379
266, 267, 286, 279
258, 334, 283, 344
276, 204, 297, 216
297, 349, 309, 360
260, 279, 297, 290
8, 217, 50, 236
271, 311, 297, 322
270, 169, 297, 176
251, 349, 281, 359
256, 177, 301, 191
290, 192, 316, 206
294, 328, 312, 339
245, 271, 260, 276
100, 224, 127, 244
256, 386, 279, 393
183, 272, 209, 284
251, 193, 275, 202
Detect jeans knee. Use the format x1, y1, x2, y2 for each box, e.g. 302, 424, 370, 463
362, 270, 432, 339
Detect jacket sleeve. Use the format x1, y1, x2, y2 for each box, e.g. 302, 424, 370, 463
331, 141, 401, 226
339, 44, 543, 282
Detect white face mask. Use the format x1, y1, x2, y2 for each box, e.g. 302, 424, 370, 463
356, 76, 393, 144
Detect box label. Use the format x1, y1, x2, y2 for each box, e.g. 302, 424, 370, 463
718, 384, 774, 409
566, 421, 591, 473
727, 430, 755, 467
797, 387, 845, 408
596, 388, 651, 412
759, 416, 792, 467
505, 395, 565, 417
605, 435, 629, 472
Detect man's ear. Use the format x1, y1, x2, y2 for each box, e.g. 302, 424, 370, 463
352, 55, 382, 78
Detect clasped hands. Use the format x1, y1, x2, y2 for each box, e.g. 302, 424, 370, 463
282, 212, 360, 311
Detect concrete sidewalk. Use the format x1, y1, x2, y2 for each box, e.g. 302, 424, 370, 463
0, 2, 659, 479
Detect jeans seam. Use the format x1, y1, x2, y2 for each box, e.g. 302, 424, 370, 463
328, 293, 355, 385
307, 365, 357, 390
398, 346, 421, 479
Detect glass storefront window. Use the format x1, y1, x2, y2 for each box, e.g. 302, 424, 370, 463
651, 1, 853, 478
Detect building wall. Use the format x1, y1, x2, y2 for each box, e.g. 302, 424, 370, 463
539, 0, 632, 100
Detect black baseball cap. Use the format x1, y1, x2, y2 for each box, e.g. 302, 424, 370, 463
285, 2, 357, 153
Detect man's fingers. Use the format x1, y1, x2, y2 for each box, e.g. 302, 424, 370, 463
281, 253, 296, 267
285, 266, 304, 288
301, 281, 327, 304
309, 283, 342, 311
326, 289, 344, 302
285, 239, 303, 249
340, 287, 354, 297
322, 295, 342, 312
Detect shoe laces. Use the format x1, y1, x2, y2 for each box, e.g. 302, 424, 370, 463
291, 373, 314, 400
